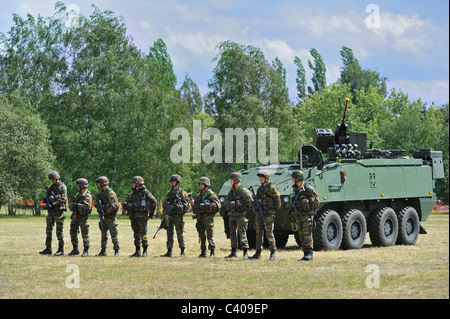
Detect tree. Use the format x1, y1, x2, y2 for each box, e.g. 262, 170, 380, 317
206, 40, 300, 163
0, 9, 65, 110
180, 74, 203, 115
294, 56, 307, 102
340, 46, 387, 99
307, 48, 326, 95
0, 94, 55, 213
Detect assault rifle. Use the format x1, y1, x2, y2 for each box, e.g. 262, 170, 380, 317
248, 186, 268, 233
96, 194, 106, 222
42, 186, 57, 225
153, 194, 182, 239
282, 191, 302, 226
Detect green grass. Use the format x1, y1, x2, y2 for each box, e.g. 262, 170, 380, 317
0, 213, 448, 299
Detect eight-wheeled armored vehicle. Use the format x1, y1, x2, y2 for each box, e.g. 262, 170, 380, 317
218, 99, 445, 250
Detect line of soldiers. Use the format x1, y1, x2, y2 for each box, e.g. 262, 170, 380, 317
39, 169, 319, 261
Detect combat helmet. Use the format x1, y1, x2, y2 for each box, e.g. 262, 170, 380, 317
170, 174, 182, 183
76, 178, 89, 188
95, 176, 109, 186
257, 169, 271, 179
229, 172, 242, 182
48, 171, 60, 180
291, 170, 305, 181
132, 176, 145, 185
198, 176, 211, 187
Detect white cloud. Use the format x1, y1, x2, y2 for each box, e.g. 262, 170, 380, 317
388, 80, 449, 105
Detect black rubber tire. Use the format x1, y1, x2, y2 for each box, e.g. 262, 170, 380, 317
313, 210, 342, 251
340, 208, 367, 250
368, 207, 398, 247
395, 206, 420, 245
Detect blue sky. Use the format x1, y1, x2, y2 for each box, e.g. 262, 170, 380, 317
1, 0, 448, 105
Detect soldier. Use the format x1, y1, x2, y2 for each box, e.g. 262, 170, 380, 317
192, 176, 221, 258
222, 172, 252, 260
39, 171, 67, 256
123, 176, 157, 257
160, 174, 190, 257
94, 176, 120, 257
68, 178, 92, 257
251, 170, 281, 261
291, 170, 320, 261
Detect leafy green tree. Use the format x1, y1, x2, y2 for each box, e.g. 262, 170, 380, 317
294, 56, 307, 102
180, 74, 203, 115
0, 94, 55, 213
206, 40, 300, 163
340, 46, 387, 99
307, 48, 326, 95
0, 9, 65, 109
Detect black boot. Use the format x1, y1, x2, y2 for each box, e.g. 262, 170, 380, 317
198, 248, 207, 258
180, 248, 185, 257
81, 246, 89, 257
142, 246, 148, 257
243, 248, 249, 260
209, 249, 215, 258
225, 248, 237, 258
39, 245, 52, 255
250, 250, 261, 260
96, 247, 107, 256
114, 249, 119, 257
130, 246, 141, 257
269, 249, 275, 261
161, 248, 172, 257
54, 245, 64, 256
68, 245, 79, 256
300, 249, 313, 261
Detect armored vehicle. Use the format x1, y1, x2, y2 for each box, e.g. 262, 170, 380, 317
218, 99, 445, 250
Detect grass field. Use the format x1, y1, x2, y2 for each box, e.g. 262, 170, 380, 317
0, 213, 448, 299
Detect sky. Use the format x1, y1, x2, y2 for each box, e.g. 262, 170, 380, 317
0, 0, 448, 106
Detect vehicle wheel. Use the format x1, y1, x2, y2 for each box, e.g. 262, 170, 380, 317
313, 210, 343, 251
396, 206, 420, 245
340, 209, 367, 250
368, 207, 398, 247
274, 233, 288, 248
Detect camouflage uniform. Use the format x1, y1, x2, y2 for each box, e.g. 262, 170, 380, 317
124, 177, 157, 257
42, 174, 67, 255
223, 174, 252, 258
69, 185, 92, 255
193, 177, 221, 257
96, 178, 120, 255
291, 170, 320, 261
254, 181, 281, 252
163, 187, 190, 252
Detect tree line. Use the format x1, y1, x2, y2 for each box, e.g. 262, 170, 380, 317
0, 2, 448, 213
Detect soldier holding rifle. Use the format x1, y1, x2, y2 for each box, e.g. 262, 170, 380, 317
123, 176, 157, 257
68, 178, 92, 257
95, 176, 120, 257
